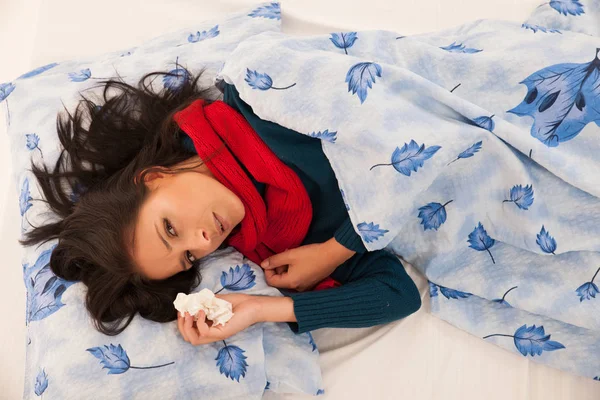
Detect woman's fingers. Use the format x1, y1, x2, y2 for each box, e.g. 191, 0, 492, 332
177, 312, 188, 342
196, 311, 210, 337
275, 265, 288, 275
265, 269, 294, 289
179, 307, 241, 346
183, 312, 201, 344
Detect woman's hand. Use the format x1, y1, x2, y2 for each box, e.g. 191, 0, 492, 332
177, 294, 296, 345
177, 294, 260, 345
260, 238, 355, 291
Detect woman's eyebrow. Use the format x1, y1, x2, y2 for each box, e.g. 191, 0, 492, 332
154, 222, 186, 272
154, 223, 172, 252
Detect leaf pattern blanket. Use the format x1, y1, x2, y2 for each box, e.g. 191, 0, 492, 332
218, 0, 600, 379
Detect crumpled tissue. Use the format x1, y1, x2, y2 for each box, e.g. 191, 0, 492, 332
173, 289, 233, 326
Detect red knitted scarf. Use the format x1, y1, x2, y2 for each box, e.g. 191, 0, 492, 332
173, 99, 313, 266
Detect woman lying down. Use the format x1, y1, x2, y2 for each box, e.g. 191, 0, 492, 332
22, 69, 421, 343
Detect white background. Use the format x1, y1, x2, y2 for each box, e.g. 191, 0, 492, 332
1, 1, 598, 399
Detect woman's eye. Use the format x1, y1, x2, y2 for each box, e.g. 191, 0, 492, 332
164, 219, 176, 236
185, 251, 197, 264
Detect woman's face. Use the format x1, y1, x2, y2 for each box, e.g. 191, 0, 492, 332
131, 158, 245, 280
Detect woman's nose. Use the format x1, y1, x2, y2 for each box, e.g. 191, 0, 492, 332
193, 227, 211, 244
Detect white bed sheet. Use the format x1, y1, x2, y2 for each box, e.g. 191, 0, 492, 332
1, 0, 598, 399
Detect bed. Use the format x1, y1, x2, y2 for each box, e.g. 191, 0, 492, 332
0, 0, 598, 399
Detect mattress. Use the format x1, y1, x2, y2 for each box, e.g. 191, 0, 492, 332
0, 0, 598, 399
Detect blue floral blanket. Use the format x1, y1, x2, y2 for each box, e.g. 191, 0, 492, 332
218, 0, 600, 379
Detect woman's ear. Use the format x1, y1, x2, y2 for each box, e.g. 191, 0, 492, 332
135, 167, 169, 187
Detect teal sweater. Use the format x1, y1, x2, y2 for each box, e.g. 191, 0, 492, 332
184, 85, 422, 333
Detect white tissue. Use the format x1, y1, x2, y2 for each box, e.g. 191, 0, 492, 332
173, 289, 234, 326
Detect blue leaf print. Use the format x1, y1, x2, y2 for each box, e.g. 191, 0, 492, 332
428, 281, 439, 297
430, 281, 471, 299
0, 81, 15, 104
330, 32, 358, 55
18, 63, 59, 80
0, 82, 15, 102
345, 62, 382, 104
68, 68, 92, 82
468, 223, 496, 264
576, 282, 599, 302
522, 23, 561, 34
217, 264, 256, 293
370, 140, 441, 176
484, 325, 565, 357
87, 344, 174, 375
246, 69, 272, 90
26, 133, 44, 158
508, 48, 600, 147
418, 200, 453, 231
248, 2, 281, 20
308, 129, 337, 143
492, 286, 518, 307
536, 225, 557, 254
34, 368, 48, 396
265, 381, 271, 390
473, 115, 495, 132
440, 42, 482, 53
27, 260, 75, 323
216, 342, 248, 382
0, 82, 15, 124
20, 178, 33, 216
575, 267, 600, 302
163, 68, 190, 92
24, 248, 50, 284
440, 286, 472, 300
549, 0, 584, 16
188, 25, 220, 43
503, 184, 534, 210
317, 389, 326, 395
447, 141, 483, 166
87, 344, 130, 374
357, 222, 389, 243
307, 332, 317, 352
26, 133, 40, 150
245, 69, 296, 91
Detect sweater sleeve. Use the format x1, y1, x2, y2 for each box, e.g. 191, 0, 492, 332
334, 217, 367, 253
286, 250, 422, 333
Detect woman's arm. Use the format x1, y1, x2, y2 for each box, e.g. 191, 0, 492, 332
322, 236, 356, 264
178, 251, 421, 344
254, 296, 297, 323
285, 250, 422, 333
256, 250, 421, 332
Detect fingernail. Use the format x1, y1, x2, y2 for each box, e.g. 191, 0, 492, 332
261, 260, 269, 268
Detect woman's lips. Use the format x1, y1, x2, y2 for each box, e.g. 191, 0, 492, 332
214, 212, 229, 234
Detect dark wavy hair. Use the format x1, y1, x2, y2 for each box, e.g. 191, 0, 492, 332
21, 68, 223, 335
